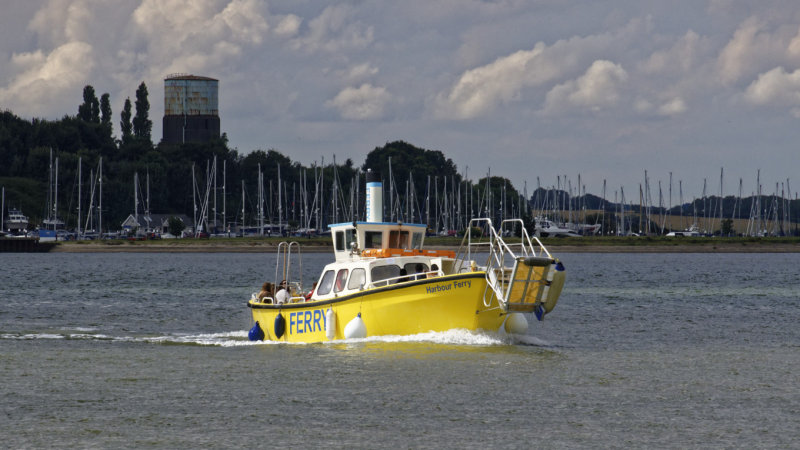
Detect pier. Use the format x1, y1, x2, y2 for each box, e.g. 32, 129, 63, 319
0, 238, 56, 253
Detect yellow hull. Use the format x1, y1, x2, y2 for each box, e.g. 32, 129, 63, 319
248, 273, 511, 343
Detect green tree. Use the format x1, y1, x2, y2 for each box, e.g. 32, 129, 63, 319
168, 216, 186, 236
133, 82, 152, 142
100, 93, 112, 126
120, 97, 133, 144
721, 218, 734, 236
78, 85, 99, 123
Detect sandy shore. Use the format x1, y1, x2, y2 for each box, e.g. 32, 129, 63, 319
50, 241, 800, 253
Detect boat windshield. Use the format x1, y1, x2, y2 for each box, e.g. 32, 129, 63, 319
317, 270, 335, 295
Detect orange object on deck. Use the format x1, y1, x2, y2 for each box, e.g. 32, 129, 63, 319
361, 248, 455, 259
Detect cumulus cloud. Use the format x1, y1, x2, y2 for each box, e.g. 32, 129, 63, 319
433, 45, 546, 119
433, 18, 649, 119
716, 16, 800, 86
641, 31, 704, 75
343, 63, 379, 83
543, 60, 628, 114
274, 14, 302, 37
291, 4, 374, 53
130, 0, 270, 78
0, 42, 94, 115
744, 66, 800, 107
326, 83, 391, 120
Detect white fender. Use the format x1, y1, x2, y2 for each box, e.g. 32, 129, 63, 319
344, 313, 367, 339
544, 261, 566, 313
503, 313, 529, 335
325, 308, 336, 340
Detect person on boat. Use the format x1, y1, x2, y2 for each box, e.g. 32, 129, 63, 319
415, 263, 427, 280
304, 282, 317, 301
275, 280, 290, 304
257, 282, 274, 303
430, 264, 439, 278
398, 268, 410, 283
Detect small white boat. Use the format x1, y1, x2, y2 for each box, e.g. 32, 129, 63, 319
4, 208, 29, 233
666, 224, 701, 237
534, 216, 581, 238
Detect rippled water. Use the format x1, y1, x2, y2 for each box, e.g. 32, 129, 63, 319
1, 252, 798, 448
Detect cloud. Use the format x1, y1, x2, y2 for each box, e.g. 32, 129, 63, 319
28, 0, 94, 45
433, 18, 649, 119
744, 66, 800, 107
291, 4, 374, 53
0, 42, 94, 115
274, 14, 302, 37
641, 31, 704, 75
433, 45, 546, 119
543, 60, 628, 114
716, 16, 800, 86
326, 83, 391, 120
342, 63, 379, 83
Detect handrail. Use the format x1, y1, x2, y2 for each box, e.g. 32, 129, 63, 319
274, 241, 304, 294
454, 217, 554, 310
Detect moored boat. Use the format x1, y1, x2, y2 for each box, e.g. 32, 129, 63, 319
4, 208, 29, 234
247, 171, 566, 343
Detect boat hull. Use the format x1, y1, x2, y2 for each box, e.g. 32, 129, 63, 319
248, 273, 511, 343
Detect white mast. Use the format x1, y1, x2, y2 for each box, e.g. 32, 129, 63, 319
54, 155, 59, 227
192, 163, 197, 233
98, 158, 102, 234
223, 159, 227, 234
134, 172, 139, 232
77, 157, 81, 236
213, 155, 217, 233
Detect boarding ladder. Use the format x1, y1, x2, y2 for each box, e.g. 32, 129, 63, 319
273, 241, 306, 302
454, 219, 562, 316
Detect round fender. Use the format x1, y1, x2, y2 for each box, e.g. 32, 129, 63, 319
503, 313, 529, 335
344, 313, 367, 339
248, 321, 265, 341
274, 313, 286, 339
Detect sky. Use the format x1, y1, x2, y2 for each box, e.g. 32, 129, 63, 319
1, 0, 800, 203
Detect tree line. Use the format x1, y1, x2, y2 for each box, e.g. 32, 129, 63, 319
0, 84, 524, 232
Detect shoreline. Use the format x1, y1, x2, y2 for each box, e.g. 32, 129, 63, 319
49, 241, 800, 253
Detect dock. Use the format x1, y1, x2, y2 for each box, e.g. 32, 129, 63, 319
0, 238, 57, 253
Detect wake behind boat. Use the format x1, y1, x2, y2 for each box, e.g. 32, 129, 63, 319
247, 170, 565, 343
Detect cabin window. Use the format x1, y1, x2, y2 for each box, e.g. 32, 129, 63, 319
348, 268, 366, 290
364, 231, 382, 249
411, 232, 423, 249
404, 262, 429, 280
334, 269, 349, 293
317, 270, 335, 295
345, 229, 357, 250
371, 264, 401, 286
388, 230, 409, 248
335, 231, 345, 251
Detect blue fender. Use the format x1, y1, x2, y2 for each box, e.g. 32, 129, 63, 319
248, 321, 265, 341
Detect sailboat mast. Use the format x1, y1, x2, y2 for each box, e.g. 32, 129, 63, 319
77, 157, 82, 235
99, 158, 102, 234
54, 156, 59, 226
134, 172, 139, 231
223, 159, 227, 234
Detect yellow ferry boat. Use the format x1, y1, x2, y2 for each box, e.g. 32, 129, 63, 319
247, 172, 565, 343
